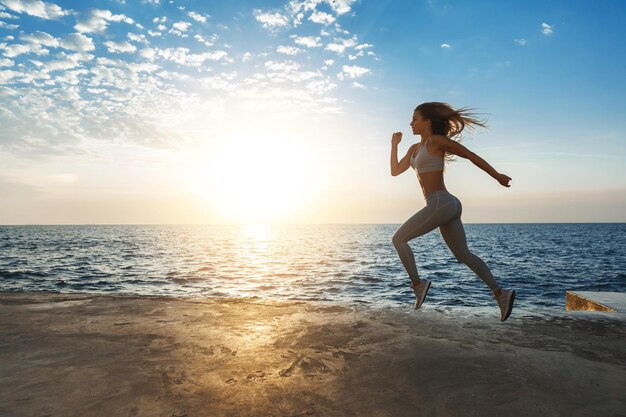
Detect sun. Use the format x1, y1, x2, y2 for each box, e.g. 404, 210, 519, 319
188, 129, 325, 223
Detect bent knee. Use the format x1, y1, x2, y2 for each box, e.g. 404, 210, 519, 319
453, 250, 473, 263
392, 232, 406, 247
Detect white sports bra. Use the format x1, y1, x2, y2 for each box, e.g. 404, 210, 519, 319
410, 141, 445, 174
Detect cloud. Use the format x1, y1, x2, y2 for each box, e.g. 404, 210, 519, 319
0, 21, 19, 29
0, 57, 14, 66
104, 40, 137, 54
309, 11, 334, 25
139, 47, 155, 60
254, 10, 289, 29
1, 0, 68, 20
292, 35, 321, 48
157, 47, 230, 66
172, 21, 191, 32
43, 51, 93, 72
128, 33, 147, 44
338, 64, 370, 79
188, 11, 208, 23
306, 79, 336, 94
541, 22, 553, 35
325, 36, 357, 54
277, 45, 302, 55
514, 38, 527, 46
20, 31, 59, 47
441, 43, 451, 48
194, 34, 216, 47
0, 10, 18, 18
74, 9, 134, 33
325, 0, 356, 15
3, 42, 49, 57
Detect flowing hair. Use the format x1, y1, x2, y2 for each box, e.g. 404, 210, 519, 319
414, 101, 488, 162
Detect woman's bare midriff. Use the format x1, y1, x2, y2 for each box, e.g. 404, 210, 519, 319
417, 170, 447, 198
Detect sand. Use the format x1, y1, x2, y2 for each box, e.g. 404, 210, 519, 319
0, 291, 624, 417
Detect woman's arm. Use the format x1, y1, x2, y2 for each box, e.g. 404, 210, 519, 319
431, 135, 512, 187
390, 133, 417, 176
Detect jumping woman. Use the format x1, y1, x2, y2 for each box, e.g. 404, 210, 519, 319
390, 102, 515, 321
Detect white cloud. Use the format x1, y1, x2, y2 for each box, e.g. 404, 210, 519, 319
265, 60, 300, 73
0, 21, 19, 29
0, 69, 21, 83
172, 21, 191, 32
1, 0, 68, 20
199, 72, 238, 91
254, 10, 289, 29
242, 52, 252, 62
323, 59, 334, 66
514, 38, 527, 46
338, 64, 370, 79
292, 35, 321, 48
194, 34, 216, 47
277, 45, 302, 55
157, 47, 229, 66
355, 43, 373, 50
188, 11, 208, 23
441, 43, 451, 48
139, 47, 155, 60
147, 30, 161, 37
43, 52, 93, 73
0, 57, 14, 66
128, 33, 147, 44
3, 42, 48, 57
325, 0, 355, 15
61, 33, 96, 52
20, 31, 59, 47
309, 11, 334, 25
306, 79, 336, 94
0, 11, 18, 18
541, 22, 553, 35
75, 9, 134, 33
351, 81, 365, 89
326, 37, 357, 54
104, 40, 137, 54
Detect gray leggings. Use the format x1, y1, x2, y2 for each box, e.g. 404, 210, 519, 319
392, 190, 500, 291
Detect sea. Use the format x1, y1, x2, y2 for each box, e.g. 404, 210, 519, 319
1, 224, 625, 314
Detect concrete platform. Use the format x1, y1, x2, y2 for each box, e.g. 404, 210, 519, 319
566, 291, 626, 313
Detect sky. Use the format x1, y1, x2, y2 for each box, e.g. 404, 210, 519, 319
0, 0, 625, 224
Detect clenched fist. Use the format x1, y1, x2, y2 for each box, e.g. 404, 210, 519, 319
391, 132, 403, 146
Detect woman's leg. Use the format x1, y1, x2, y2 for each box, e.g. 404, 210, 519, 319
439, 200, 501, 293
392, 194, 458, 284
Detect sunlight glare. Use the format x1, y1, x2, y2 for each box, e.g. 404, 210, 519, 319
189, 129, 325, 223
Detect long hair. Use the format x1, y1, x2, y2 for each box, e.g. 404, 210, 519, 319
414, 102, 488, 162
415, 101, 487, 142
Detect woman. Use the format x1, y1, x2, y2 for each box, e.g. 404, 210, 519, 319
390, 102, 515, 321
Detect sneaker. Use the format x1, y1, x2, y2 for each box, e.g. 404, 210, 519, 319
411, 279, 431, 310
495, 289, 515, 321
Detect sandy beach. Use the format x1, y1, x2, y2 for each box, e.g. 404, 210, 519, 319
0, 291, 624, 417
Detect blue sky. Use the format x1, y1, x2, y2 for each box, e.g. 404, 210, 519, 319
0, 0, 625, 224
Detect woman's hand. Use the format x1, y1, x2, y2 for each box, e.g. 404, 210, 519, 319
496, 173, 512, 187
391, 132, 402, 146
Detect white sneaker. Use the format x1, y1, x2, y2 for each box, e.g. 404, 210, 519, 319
411, 279, 431, 310
495, 289, 515, 321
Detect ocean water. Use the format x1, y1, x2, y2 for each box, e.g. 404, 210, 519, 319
1, 224, 625, 313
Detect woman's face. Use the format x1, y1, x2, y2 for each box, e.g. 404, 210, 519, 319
410, 111, 429, 135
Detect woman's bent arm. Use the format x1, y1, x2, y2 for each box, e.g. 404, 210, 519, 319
390, 132, 415, 176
